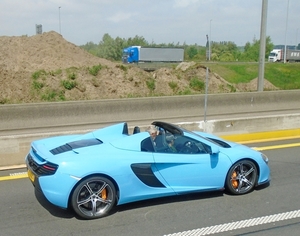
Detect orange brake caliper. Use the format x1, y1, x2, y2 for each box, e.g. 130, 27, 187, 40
101, 188, 107, 200
231, 171, 239, 189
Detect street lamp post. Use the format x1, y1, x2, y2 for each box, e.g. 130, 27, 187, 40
284, 0, 290, 63
257, 0, 268, 92
209, 19, 212, 61
59, 6, 61, 35
296, 28, 299, 50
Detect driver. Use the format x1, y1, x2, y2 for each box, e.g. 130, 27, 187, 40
166, 134, 177, 152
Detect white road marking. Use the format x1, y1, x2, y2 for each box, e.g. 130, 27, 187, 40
10, 171, 27, 176
164, 209, 300, 236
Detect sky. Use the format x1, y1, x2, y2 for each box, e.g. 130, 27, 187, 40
1, 0, 299, 47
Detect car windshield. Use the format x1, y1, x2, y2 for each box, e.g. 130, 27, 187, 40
181, 127, 229, 148
142, 122, 232, 153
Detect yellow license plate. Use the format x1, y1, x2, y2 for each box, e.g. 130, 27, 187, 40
28, 169, 35, 182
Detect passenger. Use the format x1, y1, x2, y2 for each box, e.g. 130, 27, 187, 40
147, 125, 160, 146
148, 125, 175, 152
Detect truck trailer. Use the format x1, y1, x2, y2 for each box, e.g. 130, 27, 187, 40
268, 49, 300, 62
122, 46, 184, 63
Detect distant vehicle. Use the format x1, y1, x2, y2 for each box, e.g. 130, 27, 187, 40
122, 46, 184, 63
26, 121, 270, 220
268, 49, 300, 62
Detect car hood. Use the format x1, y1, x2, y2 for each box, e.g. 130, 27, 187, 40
193, 131, 262, 160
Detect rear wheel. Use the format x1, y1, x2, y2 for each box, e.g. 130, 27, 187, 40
226, 160, 258, 195
71, 176, 116, 219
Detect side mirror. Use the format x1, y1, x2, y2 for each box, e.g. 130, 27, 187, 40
209, 146, 220, 155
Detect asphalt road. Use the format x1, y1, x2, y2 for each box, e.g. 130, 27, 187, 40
1, 138, 300, 236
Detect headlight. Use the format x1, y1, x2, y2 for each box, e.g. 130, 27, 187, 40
261, 153, 269, 164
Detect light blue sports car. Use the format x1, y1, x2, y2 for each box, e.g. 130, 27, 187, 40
26, 121, 270, 219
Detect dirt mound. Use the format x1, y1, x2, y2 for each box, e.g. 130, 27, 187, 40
0, 31, 112, 72
0, 31, 278, 104
236, 78, 279, 91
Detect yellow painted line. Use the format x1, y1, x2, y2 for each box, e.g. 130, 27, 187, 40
253, 142, 300, 151
239, 135, 300, 144
0, 173, 28, 181
221, 128, 300, 143
1, 129, 300, 182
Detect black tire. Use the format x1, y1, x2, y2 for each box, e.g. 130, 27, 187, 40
225, 160, 258, 195
71, 176, 116, 219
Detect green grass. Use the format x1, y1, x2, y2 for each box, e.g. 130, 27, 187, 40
32, 80, 44, 90
41, 89, 65, 101
61, 80, 77, 90
146, 78, 156, 91
265, 64, 300, 89
32, 69, 47, 80
168, 81, 178, 91
201, 62, 300, 89
189, 77, 205, 91
89, 64, 102, 76
116, 64, 128, 72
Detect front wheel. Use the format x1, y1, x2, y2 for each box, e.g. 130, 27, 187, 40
225, 160, 258, 195
71, 176, 116, 219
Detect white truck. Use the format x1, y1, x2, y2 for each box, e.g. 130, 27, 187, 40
268, 49, 300, 62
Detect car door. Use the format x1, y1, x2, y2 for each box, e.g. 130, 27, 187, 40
153, 137, 232, 193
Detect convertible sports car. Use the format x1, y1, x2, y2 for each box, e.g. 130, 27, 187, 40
26, 121, 270, 220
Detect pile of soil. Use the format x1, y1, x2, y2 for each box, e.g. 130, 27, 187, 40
0, 31, 278, 104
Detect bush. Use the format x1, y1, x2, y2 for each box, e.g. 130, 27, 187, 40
49, 69, 62, 76
116, 64, 128, 72
189, 77, 204, 91
32, 80, 44, 90
178, 88, 192, 95
89, 64, 102, 76
32, 70, 47, 80
168, 81, 178, 91
146, 78, 155, 91
68, 72, 76, 80
41, 89, 65, 101
0, 98, 9, 104
61, 80, 77, 90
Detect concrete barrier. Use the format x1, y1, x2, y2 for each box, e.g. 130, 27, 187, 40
1, 90, 300, 133
0, 90, 300, 168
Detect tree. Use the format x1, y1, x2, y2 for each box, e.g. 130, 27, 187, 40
95, 34, 127, 61
186, 45, 198, 59
210, 41, 240, 61
241, 36, 274, 61
79, 33, 274, 63
80, 42, 98, 56
126, 35, 148, 47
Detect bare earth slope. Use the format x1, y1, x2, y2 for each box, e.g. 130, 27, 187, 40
0, 31, 278, 104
